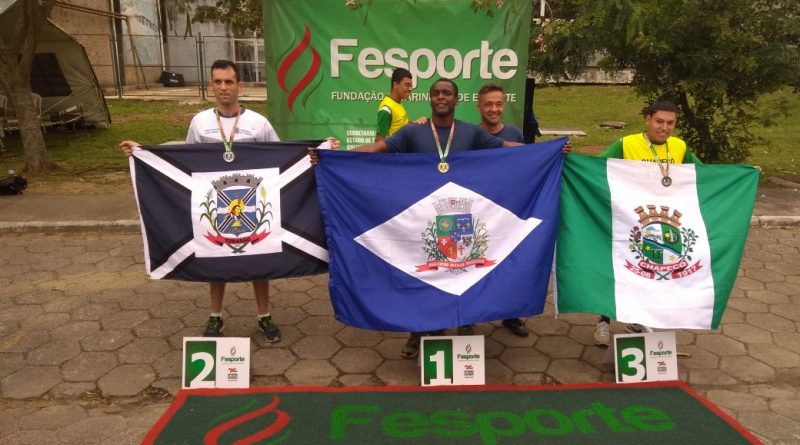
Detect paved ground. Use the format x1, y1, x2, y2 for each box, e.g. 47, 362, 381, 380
1, 183, 799, 444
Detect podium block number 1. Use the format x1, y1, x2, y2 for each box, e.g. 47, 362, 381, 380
423, 339, 453, 385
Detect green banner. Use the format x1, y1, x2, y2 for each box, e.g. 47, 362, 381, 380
264, 0, 531, 148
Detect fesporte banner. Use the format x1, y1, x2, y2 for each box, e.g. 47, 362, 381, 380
263, 0, 531, 148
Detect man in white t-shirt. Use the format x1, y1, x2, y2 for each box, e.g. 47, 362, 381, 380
120, 59, 282, 343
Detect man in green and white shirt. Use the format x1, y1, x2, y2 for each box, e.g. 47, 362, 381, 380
375, 68, 415, 142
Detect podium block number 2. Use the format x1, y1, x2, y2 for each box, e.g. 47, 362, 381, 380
185, 341, 217, 388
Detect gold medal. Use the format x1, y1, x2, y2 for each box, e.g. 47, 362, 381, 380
431, 120, 455, 174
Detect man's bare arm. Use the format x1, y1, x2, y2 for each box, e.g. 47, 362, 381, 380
308, 139, 389, 166
352, 140, 390, 153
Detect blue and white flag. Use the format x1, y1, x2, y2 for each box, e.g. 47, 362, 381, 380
315, 139, 565, 332
130, 142, 328, 281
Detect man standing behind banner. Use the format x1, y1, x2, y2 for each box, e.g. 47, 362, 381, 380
592, 100, 703, 346
119, 59, 283, 343
312, 78, 569, 358
374, 68, 426, 142
476, 83, 529, 337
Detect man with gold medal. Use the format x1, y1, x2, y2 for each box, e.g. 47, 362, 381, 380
592, 100, 704, 346
349, 79, 519, 166
311, 78, 572, 359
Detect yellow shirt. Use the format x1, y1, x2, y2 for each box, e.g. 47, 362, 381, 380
601, 133, 698, 164
377, 96, 409, 137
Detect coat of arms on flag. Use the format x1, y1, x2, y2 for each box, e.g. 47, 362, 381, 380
130, 142, 328, 282
626, 205, 701, 281
198, 173, 274, 254
418, 197, 494, 273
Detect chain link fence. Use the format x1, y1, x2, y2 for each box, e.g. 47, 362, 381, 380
86, 31, 267, 100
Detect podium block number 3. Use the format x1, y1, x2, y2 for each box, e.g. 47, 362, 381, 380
616, 336, 647, 383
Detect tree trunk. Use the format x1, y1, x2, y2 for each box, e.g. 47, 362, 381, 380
7, 87, 52, 173
676, 91, 717, 162
0, 0, 55, 173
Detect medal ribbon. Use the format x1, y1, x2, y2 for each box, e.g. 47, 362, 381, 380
431, 120, 455, 163
216, 108, 241, 155
644, 133, 671, 181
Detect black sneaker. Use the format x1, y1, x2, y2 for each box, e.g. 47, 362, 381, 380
456, 324, 475, 335
258, 315, 281, 343
203, 316, 224, 337
401, 333, 421, 359
502, 318, 529, 337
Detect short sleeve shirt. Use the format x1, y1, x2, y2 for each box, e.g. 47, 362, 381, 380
492, 125, 524, 143
384, 120, 505, 153
185, 107, 280, 144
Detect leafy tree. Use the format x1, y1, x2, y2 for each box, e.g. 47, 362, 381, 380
163, 0, 196, 37
0, 0, 56, 173
527, 0, 800, 163
192, 0, 263, 36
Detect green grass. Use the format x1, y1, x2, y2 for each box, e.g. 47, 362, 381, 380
0, 86, 797, 184
534, 85, 800, 178
534, 85, 643, 149
0, 99, 212, 181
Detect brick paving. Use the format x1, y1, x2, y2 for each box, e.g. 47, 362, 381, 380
1, 227, 799, 444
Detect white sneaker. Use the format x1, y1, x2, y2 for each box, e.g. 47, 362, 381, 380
593, 321, 610, 346
625, 323, 654, 334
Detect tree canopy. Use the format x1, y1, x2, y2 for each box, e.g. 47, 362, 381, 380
529, 0, 800, 162
192, 0, 263, 37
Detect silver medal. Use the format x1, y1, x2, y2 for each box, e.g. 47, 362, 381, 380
223, 151, 235, 163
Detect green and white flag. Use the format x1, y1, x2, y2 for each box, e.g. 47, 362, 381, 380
555, 155, 758, 329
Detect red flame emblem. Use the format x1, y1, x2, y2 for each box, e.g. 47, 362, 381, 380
204, 396, 290, 445
277, 25, 321, 112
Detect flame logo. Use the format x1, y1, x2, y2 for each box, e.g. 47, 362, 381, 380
466, 344, 472, 354
230, 346, 237, 356
204, 396, 291, 445
277, 25, 321, 112
658, 340, 664, 350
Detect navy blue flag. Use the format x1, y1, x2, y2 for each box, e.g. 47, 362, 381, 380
315, 139, 566, 332
130, 142, 328, 281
